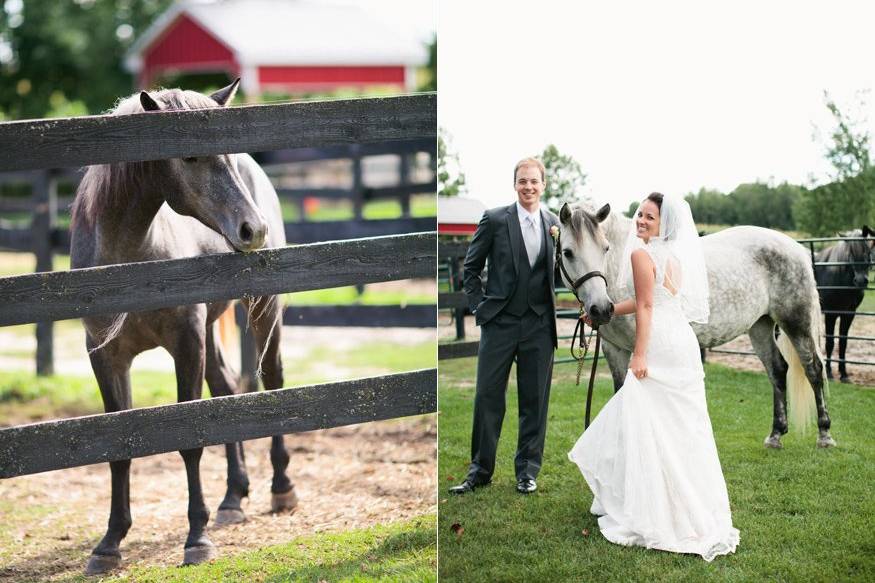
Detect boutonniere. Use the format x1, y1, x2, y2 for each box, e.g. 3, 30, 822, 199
550, 225, 559, 242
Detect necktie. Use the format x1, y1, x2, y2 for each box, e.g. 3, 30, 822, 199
524, 216, 540, 267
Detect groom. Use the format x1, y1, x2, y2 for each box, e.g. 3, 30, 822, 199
450, 157, 559, 495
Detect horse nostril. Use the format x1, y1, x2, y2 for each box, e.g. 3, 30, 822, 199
608, 303, 615, 315
240, 222, 253, 243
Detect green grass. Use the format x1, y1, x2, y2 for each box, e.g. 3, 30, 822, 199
284, 285, 434, 306
438, 358, 875, 581
99, 514, 436, 583
279, 194, 436, 222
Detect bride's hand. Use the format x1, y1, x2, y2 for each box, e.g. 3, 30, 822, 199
630, 353, 647, 380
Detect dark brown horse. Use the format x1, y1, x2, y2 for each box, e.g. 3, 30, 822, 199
815, 226, 875, 382
70, 80, 296, 574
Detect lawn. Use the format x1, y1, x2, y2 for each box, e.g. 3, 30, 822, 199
63, 514, 437, 583
438, 358, 875, 581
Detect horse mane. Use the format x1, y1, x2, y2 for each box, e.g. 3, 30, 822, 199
71, 88, 219, 228
818, 229, 868, 263
567, 202, 601, 243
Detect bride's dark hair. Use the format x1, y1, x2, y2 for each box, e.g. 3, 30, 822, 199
646, 192, 664, 210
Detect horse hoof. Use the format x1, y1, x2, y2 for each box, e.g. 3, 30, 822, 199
271, 487, 299, 513
85, 553, 121, 575
840, 376, 851, 384
817, 435, 837, 448
183, 543, 217, 566
214, 508, 246, 526
763, 435, 783, 449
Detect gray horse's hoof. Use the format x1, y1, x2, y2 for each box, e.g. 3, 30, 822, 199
85, 553, 121, 575
214, 508, 246, 526
183, 542, 217, 566
764, 435, 783, 449
271, 487, 299, 513
817, 435, 837, 448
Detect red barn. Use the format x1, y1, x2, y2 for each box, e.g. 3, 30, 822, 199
124, 0, 428, 95
438, 196, 486, 236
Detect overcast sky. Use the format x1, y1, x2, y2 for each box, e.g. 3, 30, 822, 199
438, 0, 875, 212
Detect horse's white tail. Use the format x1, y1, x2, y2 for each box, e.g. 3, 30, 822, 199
775, 300, 827, 434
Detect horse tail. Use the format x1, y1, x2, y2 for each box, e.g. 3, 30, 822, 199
775, 289, 825, 433
87, 312, 128, 354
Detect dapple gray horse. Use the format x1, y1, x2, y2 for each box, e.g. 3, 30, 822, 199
70, 80, 296, 574
555, 202, 835, 449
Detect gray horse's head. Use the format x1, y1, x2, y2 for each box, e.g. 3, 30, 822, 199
557, 202, 615, 325
133, 79, 268, 252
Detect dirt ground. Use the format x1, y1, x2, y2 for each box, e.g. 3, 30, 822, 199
0, 417, 435, 581
440, 308, 875, 387
0, 278, 438, 580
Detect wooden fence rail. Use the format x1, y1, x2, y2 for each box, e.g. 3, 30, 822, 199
0, 94, 435, 171
0, 232, 434, 326
0, 368, 436, 479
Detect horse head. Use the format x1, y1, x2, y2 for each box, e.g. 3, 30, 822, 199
556, 202, 615, 326
138, 79, 268, 252
840, 228, 872, 289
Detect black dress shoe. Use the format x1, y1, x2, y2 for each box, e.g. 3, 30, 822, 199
448, 479, 490, 495
516, 478, 537, 494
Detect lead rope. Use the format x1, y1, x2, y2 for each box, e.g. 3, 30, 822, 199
569, 305, 602, 430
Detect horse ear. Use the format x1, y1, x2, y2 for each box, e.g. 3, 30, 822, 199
863, 225, 873, 238
210, 78, 241, 106
559, 203, 571, 224
595, 203, 611, 223
140, 91, 161, 112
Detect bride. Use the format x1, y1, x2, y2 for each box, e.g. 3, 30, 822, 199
567, 192, 740, 561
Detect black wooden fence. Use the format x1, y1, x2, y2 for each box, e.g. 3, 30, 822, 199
0, 122, 436, 375
0, 93, 437, 480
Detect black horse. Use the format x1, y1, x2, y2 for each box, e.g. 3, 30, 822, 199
815, 226, 875, 382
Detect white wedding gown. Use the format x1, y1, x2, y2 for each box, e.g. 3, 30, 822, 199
567, 246, 740, 561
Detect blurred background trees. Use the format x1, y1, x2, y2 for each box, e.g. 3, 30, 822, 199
0, 0, 173, 119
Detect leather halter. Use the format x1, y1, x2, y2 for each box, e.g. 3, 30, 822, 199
554, 229, 608, 295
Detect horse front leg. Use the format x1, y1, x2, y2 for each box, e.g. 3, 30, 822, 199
85, 339, 134, 575
204, 319, 250, 525
248, 296, 296, 513
749, 316, 789, 449
171, 315, 217, 565
599, 337, 631, 393
838, 315, 854, 382
824, 313, 837, 380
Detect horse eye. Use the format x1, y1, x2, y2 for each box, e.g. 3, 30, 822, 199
604, 245, 610, 253
563, 249, 573, 259
183, 157, 198, 163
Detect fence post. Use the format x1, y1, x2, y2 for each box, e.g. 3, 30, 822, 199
32, 170, 55, 376
399, 153, 412, 217
449, 257, 466, 340
352, 147, 364, 220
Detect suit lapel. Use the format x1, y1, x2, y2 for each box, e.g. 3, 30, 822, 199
507, 204, 521, 275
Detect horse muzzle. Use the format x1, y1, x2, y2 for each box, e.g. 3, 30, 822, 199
588, 301, 615, 326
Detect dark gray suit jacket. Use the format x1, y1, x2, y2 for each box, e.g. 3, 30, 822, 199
463, 203, 560, 347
